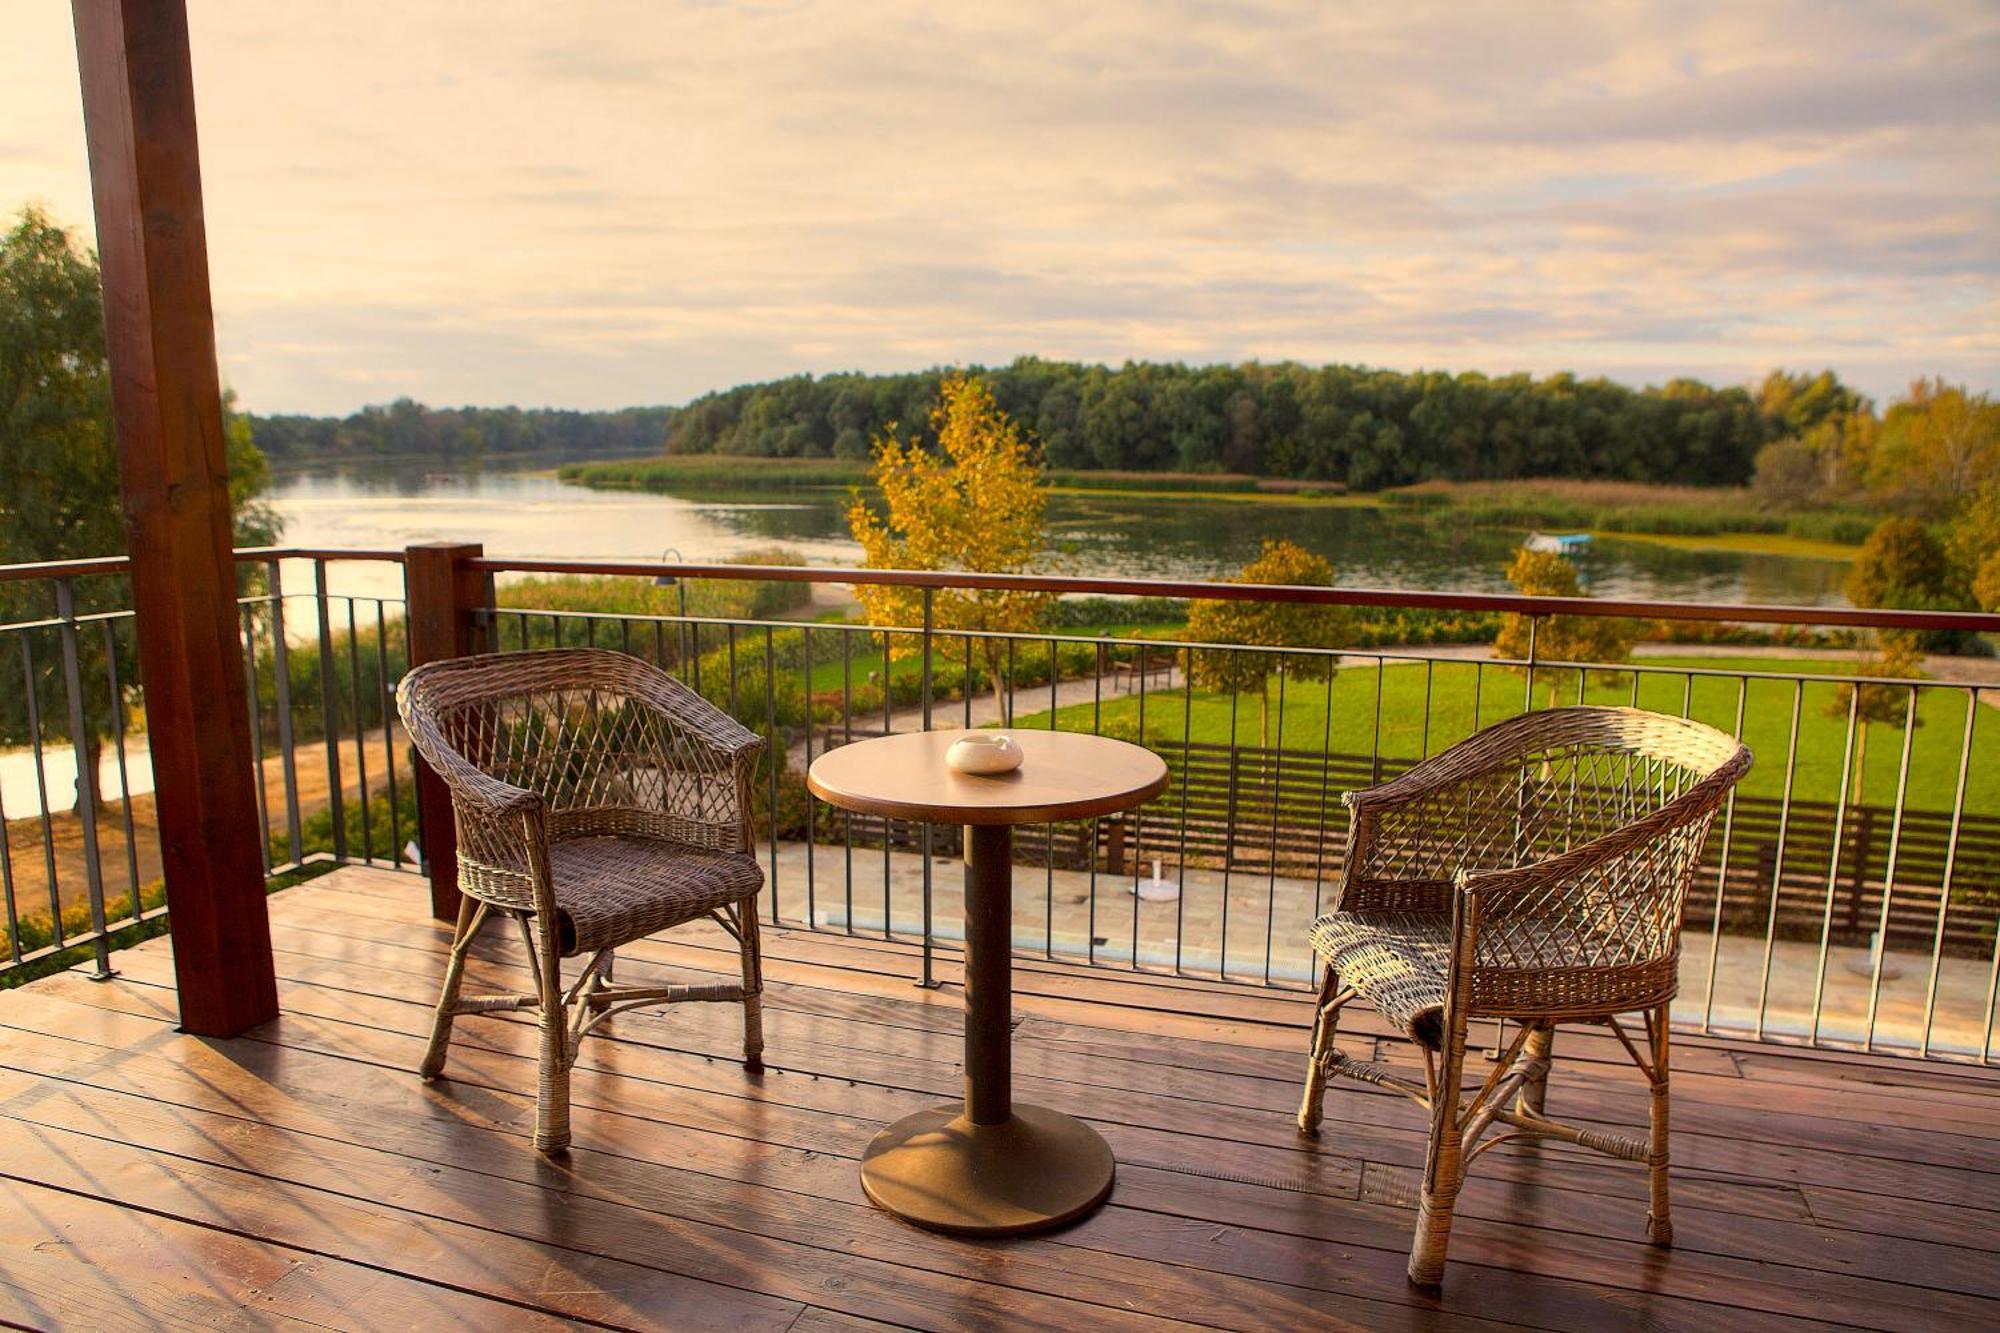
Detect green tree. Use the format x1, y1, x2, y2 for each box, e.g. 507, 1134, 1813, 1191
1, 205, 277, 812
1757, 369, 1867, 438
1493, 547, 1635, 707
1184, 539, 1344, 751
1846, 516, 1976, 654
847, 374, 1052, 718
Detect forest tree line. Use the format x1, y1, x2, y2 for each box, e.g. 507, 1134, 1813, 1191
658, 358, 1784, 489
248, 398, 671, 463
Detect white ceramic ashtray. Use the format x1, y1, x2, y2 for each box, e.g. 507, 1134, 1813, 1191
945, 732, 1023, 775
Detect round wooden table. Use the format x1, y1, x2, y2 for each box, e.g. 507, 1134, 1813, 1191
806, 729, 1169, 1235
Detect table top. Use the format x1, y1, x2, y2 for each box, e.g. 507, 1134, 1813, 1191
806, 730, 1169, 826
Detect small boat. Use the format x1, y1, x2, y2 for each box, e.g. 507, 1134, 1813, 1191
1524, 531, 1592, 556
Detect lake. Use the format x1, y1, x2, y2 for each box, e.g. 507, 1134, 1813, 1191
0, 461, 1862, 820
266, 462, 1851, 608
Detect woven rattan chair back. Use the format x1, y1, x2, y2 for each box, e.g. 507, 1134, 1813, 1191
1338, 706, 1750, 997
401, 648, 751, 853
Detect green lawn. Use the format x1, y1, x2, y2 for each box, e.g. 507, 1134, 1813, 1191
1011, 655, 1997, 815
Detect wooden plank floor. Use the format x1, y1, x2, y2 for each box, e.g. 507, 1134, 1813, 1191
0, 865, 1996, 1331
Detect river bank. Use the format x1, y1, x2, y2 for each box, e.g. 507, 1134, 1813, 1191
559, 457, 1873, 562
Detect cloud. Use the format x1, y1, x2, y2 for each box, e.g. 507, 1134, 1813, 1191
3, 0, 1993, 413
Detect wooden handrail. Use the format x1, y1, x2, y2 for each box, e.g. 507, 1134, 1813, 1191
467, 555, 2000, 634
4, 546, 1997, 633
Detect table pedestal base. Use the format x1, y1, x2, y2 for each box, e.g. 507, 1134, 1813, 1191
859, 1102, 1115, 1235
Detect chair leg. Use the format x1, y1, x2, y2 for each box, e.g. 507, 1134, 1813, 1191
1297, 961, 1340, 1136
1410, 1010, 1470, 1289
530, 921, 573, 1155
419, 896, 486, 1080
738, 902, 765, 1071
1517, 1022, 1554, 1117
1646, 1002, 1673, 1246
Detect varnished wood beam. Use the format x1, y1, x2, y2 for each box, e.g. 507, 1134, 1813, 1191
71, 0, 277, 1034
404, 541, 488, 920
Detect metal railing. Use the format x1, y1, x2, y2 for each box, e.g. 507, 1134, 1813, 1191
0, 548, 411, 984
4, 546, 1997, 1066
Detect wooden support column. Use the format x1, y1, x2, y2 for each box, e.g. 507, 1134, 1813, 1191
71, 0, 276, 1035
405, 542, 488, 920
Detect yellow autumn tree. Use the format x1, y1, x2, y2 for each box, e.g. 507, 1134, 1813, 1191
847, 374, 1052, 717
1493, 547, 1636, 707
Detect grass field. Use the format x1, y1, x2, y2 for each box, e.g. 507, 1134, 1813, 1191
1010, 654, 1996, 815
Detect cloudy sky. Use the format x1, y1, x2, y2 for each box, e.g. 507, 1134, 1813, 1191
6, 1, 1996, 415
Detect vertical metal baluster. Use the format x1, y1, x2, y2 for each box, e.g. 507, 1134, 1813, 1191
1862, 684, 1921, 1050
346, 600, 372, 863
803, 625, 815, 927
842, 627, 854, 934
1048, 640, 1064, 948
1808, 682, 1863, 1044
1174, 649, 1195, 977
376, 600, 402, 861
1420, 658, 1435, 758
54, 581, 111, 975
1088, 640, 1105, 965
964, 632, 973, 728
1699, 677, 1748, 1034
1220, 657, 1241, 981
1006, 637, 1016, 726
1680, 670, 1693, 719
919, 591, 934, 988
880, 624, 892, 940
266, 562, 303, 865
619, 617, 631, 656
241, 604, 273, 870
1311, 661, 1336, 919
1473, 659, 1485, 732
1754, 680, 1806, 1039
690, 616, 702, 695
764, 626, 779, 927
0, 698, 17, 961
1368, 651, 1384, 783
726, 623, 739, 715
1523, 615, 1538, 712
101, 617, 141, 911
1130, 637, 1148, 969
1263, 654, 1287, 985
314, 561, 346, 861
921, 590, 935, 730
1045, 636, 1057, 961
21, 634, 64, 949
1920, 691, 1978, 1057
653, 619, 666, 671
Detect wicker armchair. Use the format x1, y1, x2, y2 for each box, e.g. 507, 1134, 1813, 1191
1295, 706, 1751, 1287
397, 648, 768, 1154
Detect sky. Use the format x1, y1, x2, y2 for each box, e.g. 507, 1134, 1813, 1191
5, 1, 1997, 417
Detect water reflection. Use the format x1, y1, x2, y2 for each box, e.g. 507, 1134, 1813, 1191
266, 464, 1849, 608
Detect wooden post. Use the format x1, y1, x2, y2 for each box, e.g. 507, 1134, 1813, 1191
405, 542, 487, 920
71, 0, 276, 1036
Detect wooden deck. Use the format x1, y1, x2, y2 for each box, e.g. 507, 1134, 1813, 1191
0, 865, 1995, 1331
